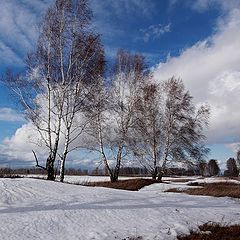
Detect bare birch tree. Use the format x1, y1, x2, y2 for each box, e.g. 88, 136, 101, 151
130, 83, 163, 179
86, 50, 147, 182
132, 77, 210, 180
5, 0, 104, 181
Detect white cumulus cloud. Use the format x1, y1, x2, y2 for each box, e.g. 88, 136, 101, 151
153, 8, 240, 146
0, 122, 45, 167
0, 107, 25, 122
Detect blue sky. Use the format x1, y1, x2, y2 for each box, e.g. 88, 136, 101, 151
0, 0, 240, 169
91, 0, 221, 66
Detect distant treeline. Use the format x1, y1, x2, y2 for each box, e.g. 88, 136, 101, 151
87, 166, 200, 177
0, 166, 200, 178
0, 167, 88, 177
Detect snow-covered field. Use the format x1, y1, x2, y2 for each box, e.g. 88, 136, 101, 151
24, 174, 198, 183
0, 177, 239, 240
22, 175, 150, 183
64, 175, 147, 184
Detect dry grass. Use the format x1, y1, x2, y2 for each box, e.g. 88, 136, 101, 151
178, 222, 240, 240
82, 178, 161, 191
168, 178, 196, 183
231, 176, 240, 181
166, 182, 240, 198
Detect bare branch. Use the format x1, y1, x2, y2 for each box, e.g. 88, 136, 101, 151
32, 150, 47, 171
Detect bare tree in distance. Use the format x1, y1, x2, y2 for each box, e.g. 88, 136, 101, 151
208, 159, 220, 176
225, 158, 239, 177
197, 160, 208, 176
237, 149, 240, 176
5, 0, 104, 181
131, 77, 210, 180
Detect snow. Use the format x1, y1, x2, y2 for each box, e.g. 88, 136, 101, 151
188, 177, 240, 185
63, 175, 147, 184
0, 177, 239, 240
21, 175, 149, 183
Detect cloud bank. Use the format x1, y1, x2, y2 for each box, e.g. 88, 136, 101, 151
153, 8, 240, 147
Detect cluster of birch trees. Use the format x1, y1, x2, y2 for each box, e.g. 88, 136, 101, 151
5, 0, 210, 182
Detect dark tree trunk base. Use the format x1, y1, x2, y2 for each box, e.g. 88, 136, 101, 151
46, 156, 55, 181
110, 175, 119, 182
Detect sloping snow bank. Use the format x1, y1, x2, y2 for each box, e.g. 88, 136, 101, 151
0, 178, 239, 240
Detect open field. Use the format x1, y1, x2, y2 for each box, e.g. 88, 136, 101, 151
0, 176, 239, 239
